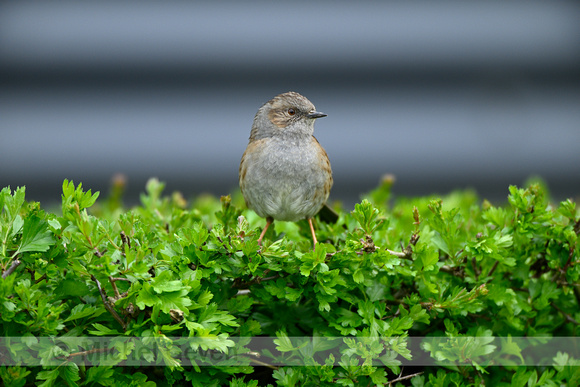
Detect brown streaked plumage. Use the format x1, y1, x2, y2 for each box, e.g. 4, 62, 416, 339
239, 92, 332, 249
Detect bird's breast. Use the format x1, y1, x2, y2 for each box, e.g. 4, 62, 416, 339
240, 136, 331, 221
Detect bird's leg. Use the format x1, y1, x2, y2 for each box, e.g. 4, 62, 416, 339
257, 217, 273, 246
308, 218, 318, 250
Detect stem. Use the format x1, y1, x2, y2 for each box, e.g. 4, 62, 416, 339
60, 347, 113, 360
91, 274, 127, 330
551, 302, 580, 325
241, 354, 279, 369
486, 261, 500, 279
2, 259, 21, 279
388, 371, 424, 385
109, 276, 121, 298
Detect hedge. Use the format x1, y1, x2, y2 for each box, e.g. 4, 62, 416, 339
0, 177, 579, 386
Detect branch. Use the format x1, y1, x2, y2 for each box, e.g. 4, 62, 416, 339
388, 370, 424, 385
551, 302, 580, 325
440, 265, 465, 279
2, 260, 21, 279
93, 248, 106, 258
120, 230, 131, 249
60, 347, 113, 360
361, 235, 377, 253
486, 261, 500, 279
240, 352, 279, 369
91, 274, 127, 330
387, 233, 420, 260
109, 277, 132, 282
109, 276, 121, 298
386, 249, 410, 259
248, 357, 279, 369
471, 257, 480, 281
232, 272, 279, 289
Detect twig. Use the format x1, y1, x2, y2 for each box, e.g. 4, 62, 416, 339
60, 347, 113, 360
120, 231, 131, 249
486, 261, 500, 279
564, 245, 575, 271
387, 233, 419, 260
551, 302, 580, 325
471, 257, 480, 281
386, 249, 408, 258
91, 274, 127, 330
2, 260, 21, 279
241, 354, 279, 369
361, 235, 377, 253
440, 265, 465, 279
94, 249, 106, 258
232, 272, 279, 289
109, 276, 121, 298
35, 273, 48, 284
439, 265, 454, 274
388, 371, 424, 385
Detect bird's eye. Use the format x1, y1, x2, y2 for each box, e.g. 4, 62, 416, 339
287, 108, 296, 116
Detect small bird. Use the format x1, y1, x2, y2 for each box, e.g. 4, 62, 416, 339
239, 92, 333, 248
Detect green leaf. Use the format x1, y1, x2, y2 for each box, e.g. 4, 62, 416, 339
274, 331, 296, 352
1, 186, 26, 223
499, 336, 524, 365
352, 269, 365, 284
64, 304, 104, 322
56, 278, 90, 298
272, 367, 302, 387
18, 215, 54, 254
36, 368, 59, 386
88, 323, 122, 336
370, 368, 388, 385
365, 282, 386, 302
351, 199, 385, 235
431, 232, 450, 256
299, 244, 327, 276
60, 363, 80, 386
553, 351, 569, 372
558, 199, 577, 220
62, 179, 99, 210
85, 366, 115, 385
137, 283, 192, 315
152, 270, 186, 293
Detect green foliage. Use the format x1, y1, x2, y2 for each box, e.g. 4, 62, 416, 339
1, 179, 579, 386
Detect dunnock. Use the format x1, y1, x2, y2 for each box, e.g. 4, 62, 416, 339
239, 92, 333, 248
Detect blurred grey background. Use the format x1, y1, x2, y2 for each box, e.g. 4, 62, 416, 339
1, 1, 579, 209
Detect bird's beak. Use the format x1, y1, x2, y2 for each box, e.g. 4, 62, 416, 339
307, 111, 327, 119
